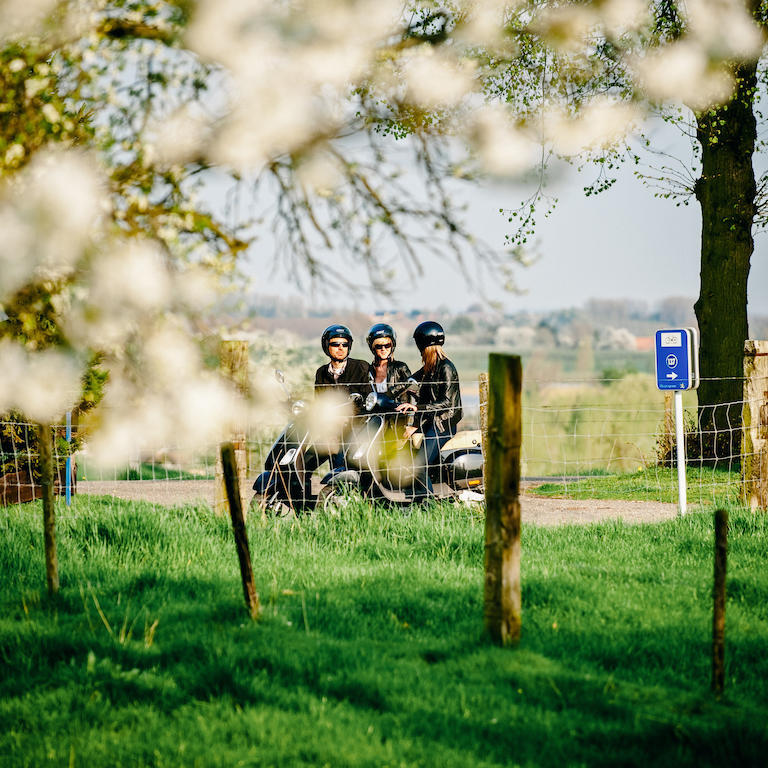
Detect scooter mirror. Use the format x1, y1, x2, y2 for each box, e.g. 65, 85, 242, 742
275, 369, 285, 384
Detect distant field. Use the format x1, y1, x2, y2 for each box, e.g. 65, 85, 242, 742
252, 342, 655, 389
448, 346, 655, 384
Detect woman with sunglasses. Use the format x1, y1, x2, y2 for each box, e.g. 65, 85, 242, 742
366, 323, 414, 405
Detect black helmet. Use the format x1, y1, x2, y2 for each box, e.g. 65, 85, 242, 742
367, 323, 396, 353
321, 324, 353, 356
413, 320, 445, 352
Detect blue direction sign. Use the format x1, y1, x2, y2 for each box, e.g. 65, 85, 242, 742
655, 328, 699, 390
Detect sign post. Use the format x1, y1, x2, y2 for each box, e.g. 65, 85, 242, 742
65, 411, 72, 507
655, 328, 699, 515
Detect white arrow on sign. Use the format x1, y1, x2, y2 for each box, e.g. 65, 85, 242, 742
667, 372, 678, 380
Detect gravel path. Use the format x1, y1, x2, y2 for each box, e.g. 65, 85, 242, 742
78, 480, 679, 525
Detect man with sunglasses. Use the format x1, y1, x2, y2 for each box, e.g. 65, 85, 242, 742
313, 324, 369, 475
315, 324, 369, 405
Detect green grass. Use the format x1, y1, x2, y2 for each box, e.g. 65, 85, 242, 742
2, 496, 767, 766
530, 466, 741, 507
77, 460, 214, 482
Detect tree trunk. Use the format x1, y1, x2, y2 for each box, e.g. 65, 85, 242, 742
693, 60, 757, 462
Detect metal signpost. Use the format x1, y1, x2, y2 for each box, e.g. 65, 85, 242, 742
65, 411, 72, 507
655, 328, 700, 515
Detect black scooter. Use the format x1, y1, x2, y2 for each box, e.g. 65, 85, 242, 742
318, 387, 484, 507
251, 370, 315, 514
250, 370, 362, 515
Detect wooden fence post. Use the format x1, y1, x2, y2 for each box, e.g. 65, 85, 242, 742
221, 442, 260, 619
484, 354, 522, 646
38, 423, 59, 595
215, 340, 250, 517
741, 340, 768, 511
712, 508, 728, 696
479, 372, 489, 477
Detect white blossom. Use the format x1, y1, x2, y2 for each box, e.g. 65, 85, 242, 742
470, 106, 539, 176
684, 0, 763, 60
0, 150, 102, 300
41, 103, 59, 123
0, 342, 82, 422
632, 41, 735, 109
151, 106, 211, 166
401, 46, 476, 108
545, 99, 642, 156
0, 0, 59, 41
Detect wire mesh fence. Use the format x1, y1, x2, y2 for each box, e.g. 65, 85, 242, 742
1, 372, 766, 510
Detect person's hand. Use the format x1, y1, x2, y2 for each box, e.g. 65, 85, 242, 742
395, 402, 417, 413
403, 426, 417, 439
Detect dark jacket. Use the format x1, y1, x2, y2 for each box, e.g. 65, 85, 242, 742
314, 358, 370, 413
413, 357, 462, 433
368, 359, 414, 402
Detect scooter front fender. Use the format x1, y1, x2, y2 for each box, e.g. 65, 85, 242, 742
321, 468, 362, 487
252, 471, 275, 493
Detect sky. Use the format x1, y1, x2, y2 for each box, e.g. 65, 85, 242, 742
242, 121, 768, 320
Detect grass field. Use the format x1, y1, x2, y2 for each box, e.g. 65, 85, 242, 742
530, 467, 742, 508
2, 496, 767, 766
77, 460, 215, 482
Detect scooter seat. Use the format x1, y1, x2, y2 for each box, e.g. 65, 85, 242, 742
441, 430, 481, 454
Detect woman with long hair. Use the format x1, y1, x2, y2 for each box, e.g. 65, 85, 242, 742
404, 320, 463, 497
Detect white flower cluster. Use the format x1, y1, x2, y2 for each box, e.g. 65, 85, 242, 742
0, 151, 103, 302
0, 342, 82, 422
186, 0, 402, 172
0, 0, 59, 42
86, 322, 246, 467
1, 0, 763, 448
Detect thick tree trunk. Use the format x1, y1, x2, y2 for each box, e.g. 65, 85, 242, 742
693, 60, 757, 462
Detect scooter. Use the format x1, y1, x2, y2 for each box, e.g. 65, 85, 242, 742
317, 387, 484, 507
251, 370, 315, 514
250, 370, 362, 515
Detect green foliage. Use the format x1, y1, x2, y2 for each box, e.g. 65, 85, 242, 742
0, 498, 767, 765
0, 413, 77, 480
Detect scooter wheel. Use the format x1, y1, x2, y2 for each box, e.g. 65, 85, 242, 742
252, 492, 294, 518
317, 485, 340, 513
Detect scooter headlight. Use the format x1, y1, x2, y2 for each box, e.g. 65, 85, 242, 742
365, 392, 377, 412
291, 400, 306, 416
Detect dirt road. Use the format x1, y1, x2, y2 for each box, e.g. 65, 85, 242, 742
78, 480, 679, 525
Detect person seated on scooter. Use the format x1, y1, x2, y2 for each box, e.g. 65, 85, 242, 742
398, 320, 462, 498
367, 322, 416, 402
367, 322, 417, 446
314, 324, 369, 470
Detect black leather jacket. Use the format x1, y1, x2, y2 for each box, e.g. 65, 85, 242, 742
314, 358, 370, 414
413, 358, 462, 432
367, 359, 414, 402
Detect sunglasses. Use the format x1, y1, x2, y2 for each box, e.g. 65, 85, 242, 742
328, 341, 349, 348
373, 342, 393, 351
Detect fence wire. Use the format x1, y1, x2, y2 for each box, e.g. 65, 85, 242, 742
1, 373, 765, 510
